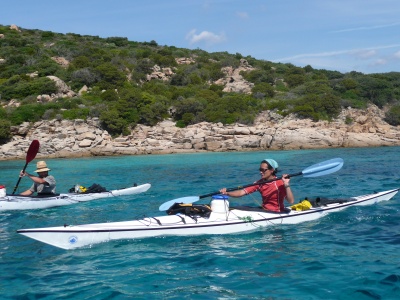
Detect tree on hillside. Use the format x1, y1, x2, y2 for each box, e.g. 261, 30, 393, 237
95, 63, 126, 89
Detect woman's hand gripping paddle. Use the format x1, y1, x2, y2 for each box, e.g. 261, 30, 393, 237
159, 157, 344, 211
11, 140, 40, 195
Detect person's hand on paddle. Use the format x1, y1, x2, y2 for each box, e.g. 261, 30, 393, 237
281, 174, 290, 188
219, 188, 245, 197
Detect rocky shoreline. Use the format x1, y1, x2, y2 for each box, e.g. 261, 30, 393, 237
1, 104, 399, 161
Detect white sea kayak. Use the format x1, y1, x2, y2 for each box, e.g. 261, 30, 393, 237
0, 183, 151, 211
17, 188, 398, 250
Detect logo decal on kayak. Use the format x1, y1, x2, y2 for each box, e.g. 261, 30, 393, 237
69, 236, 78, 244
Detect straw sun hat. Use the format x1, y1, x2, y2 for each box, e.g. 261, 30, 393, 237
35, 161, 51, 173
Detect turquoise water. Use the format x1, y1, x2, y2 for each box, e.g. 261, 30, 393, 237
1, 147, 400, 299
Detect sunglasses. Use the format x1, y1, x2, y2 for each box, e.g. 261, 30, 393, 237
259, 168, 270, 173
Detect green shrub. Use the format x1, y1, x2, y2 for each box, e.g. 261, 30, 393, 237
100, 89, 119, 102
9, 104, 47, 125
0, 119, 11, 143
203, 94, 257, 124
41, 31, 55, 40
139, 101, 168, 126
342, 89, 360, 100
70, 68, 99, 88
284, 67, 306, 87
385, 105, 400, 126
293, 92, 341, 120
173, 98, 206, 121
320, 93, 341, 117
345, 116, 353, 125
70, 56, 92, 69
42, 109, 56, 120
95, 63, 126, 89
175, 120, 186, 128
181, 112, 195, 126
252, 82, 275, 98
152, 53, 177, 68
170, 72, 190, 86
291, 104, 315, 119
59, 98, 83, 109
266, 100, 287, 111
340, 97, 366, 109
0, 76, 57, 100
242, 69, 274, 85
341, 78, 358, 90
105, 37, 129, 47
0, 107, 7, 119
100, 109, 129, 136
302, 80, 332, 95
275, 80, 289, 92
37, 59, 61, 76
237, 113, 255, 125
204, 64, 224, 81
61, 108, 90, 120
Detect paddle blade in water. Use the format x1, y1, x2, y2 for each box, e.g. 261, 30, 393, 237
302, 158, 343, 177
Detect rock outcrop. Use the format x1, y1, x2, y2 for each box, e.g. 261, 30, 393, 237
51, 56, 70, 68
214, 58, 255, 93
146, 65, 174, 81
36, 76, 76, 102
1, 105, 399, 161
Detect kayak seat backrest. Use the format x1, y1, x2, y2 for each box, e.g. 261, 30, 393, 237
166, 203, 212, 218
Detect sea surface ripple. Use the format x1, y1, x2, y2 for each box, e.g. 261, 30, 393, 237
1, 146, 399, 299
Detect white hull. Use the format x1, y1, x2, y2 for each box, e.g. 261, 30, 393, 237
0, 183, 151, 211
18, 189, 399, 249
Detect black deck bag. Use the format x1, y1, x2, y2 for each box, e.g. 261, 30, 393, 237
167, 203, 212, 218
308, 197, 353, 207
84, 183, 107, 193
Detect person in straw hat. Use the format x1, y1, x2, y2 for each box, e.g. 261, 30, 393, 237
19, 161, 56, 196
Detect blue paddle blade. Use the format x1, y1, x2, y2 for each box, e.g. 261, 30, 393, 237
159, 196, 199, 211
301, 158, 343, 177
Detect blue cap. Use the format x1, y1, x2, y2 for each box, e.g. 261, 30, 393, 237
263, 159, 278, 170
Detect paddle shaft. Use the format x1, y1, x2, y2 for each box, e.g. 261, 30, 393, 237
12, 162, 29, 194
199, 172, 302, 199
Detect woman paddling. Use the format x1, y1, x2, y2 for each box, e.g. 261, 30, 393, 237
219, 158, 295, 212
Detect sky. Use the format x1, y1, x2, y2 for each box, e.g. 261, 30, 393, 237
1, 0, 400, 74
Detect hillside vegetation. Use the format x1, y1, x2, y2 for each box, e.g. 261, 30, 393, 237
1, 24, 400, 143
